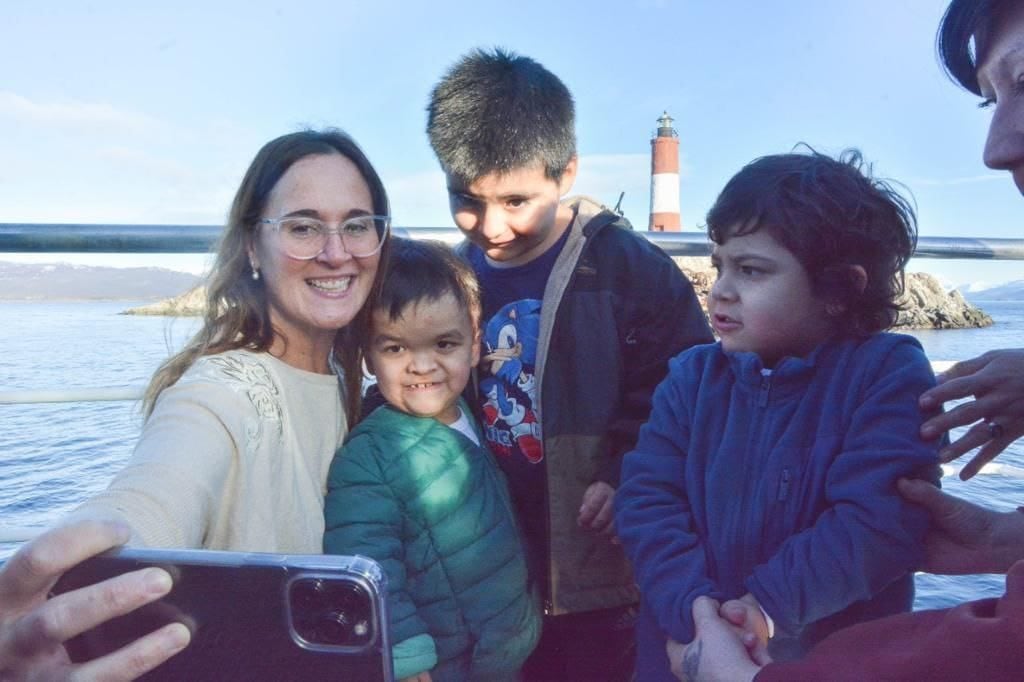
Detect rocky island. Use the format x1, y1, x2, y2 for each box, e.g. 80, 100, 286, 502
121, 286, 206, 316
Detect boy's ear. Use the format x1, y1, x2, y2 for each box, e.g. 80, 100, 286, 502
557, 156, 578, 196
822, 264, 868, 316
846, 265, 868, 295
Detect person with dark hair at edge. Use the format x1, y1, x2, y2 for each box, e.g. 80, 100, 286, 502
426, 48, 713, 681
682, 1, 1024, 679
615, 148, 941, 680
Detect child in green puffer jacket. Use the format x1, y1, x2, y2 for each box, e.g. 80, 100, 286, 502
323, 238, 540, 682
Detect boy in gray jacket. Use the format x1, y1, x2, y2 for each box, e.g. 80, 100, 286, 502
427, 48, 712, 680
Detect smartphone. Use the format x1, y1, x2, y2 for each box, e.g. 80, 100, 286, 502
50, 547, 392, 681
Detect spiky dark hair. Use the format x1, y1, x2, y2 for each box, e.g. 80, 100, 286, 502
426, 47, 576, 184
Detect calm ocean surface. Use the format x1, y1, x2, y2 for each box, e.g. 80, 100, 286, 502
1, 299, 1022, 610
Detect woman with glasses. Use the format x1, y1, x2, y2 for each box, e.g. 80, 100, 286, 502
0, 128, 391, 678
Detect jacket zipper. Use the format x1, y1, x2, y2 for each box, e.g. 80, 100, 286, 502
758, 368, 772, 407
777, 467, 792, 502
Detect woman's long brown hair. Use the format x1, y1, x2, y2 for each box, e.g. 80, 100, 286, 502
142, 129, 391, 426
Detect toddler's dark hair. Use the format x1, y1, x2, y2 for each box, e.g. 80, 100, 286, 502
706, 148, 917, 335
372, 238, 481, 333
426, 47, 576, 185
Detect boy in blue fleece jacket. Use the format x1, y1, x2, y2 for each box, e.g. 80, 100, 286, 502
615, 149, 941, 680
324, 239, 539, 682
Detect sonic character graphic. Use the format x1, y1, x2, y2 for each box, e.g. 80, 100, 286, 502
479, 299, 543, 462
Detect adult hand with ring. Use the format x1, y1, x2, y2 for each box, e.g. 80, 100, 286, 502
918, 349, 1024, 480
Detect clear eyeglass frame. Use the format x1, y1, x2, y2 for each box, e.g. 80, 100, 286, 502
258, 215, 390, 260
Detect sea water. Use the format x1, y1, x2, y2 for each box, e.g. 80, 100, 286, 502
1, 299, 1022, 611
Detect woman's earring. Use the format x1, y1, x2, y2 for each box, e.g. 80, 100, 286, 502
249, 257, 260, 281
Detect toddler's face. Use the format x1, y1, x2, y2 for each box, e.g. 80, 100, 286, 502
709, 228, 835, 367
366, 292, 479, 424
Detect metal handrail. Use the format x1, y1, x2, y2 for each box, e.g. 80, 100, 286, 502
3, 223, 1024, 259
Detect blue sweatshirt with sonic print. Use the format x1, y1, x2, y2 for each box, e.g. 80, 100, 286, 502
615, 332, 941, 663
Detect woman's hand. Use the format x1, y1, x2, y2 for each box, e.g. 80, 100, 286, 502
919, 349, 1024, 479
898, 478, 1024, 574
0, 520, 189, 681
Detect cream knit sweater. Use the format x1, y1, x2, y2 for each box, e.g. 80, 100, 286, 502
74, 349, 346, 553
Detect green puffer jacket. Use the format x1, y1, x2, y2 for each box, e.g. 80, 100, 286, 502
323, 402, 540, 681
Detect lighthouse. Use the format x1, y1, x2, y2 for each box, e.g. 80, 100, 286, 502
649, 111, 681, 232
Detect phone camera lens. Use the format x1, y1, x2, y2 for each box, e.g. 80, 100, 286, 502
290, 577, 374, 648
316, 610, 352, 642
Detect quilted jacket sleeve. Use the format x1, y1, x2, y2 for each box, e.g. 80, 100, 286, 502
323, 433, 436, 678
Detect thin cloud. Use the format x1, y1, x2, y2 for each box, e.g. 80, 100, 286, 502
0, 91, 162, 133
574, 153, 649, 207
908, 174, 1006, 187
386, 169, 452, 226
97, 146, 197, 184
575, 152, 692, 218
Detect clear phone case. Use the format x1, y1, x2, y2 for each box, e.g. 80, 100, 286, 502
52, 547, 392, 681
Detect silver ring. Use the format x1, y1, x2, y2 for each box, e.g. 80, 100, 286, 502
988, 421, 1005, 440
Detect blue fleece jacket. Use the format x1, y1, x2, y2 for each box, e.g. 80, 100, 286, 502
615, 333, 940, 655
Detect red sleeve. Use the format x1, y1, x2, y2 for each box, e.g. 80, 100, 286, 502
756, 560, 1024, 682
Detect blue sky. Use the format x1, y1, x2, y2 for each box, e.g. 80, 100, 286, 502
1, 0, 1020, 288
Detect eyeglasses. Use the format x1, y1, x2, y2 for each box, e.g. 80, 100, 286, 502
258, 215, 390, 259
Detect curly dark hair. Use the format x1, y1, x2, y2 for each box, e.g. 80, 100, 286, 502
706, 148, 917, 336
426, 47, 576, 185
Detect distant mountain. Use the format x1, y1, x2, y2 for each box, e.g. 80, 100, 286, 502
962, 280, 1024, 302
0, 261, 200, 300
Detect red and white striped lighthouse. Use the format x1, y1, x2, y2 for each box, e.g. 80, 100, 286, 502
649, 111, 681, 232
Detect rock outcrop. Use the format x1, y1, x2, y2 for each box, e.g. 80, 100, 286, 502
121, 286, 206, 316
895, 272, 993, 329
674, 258, 992, 331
